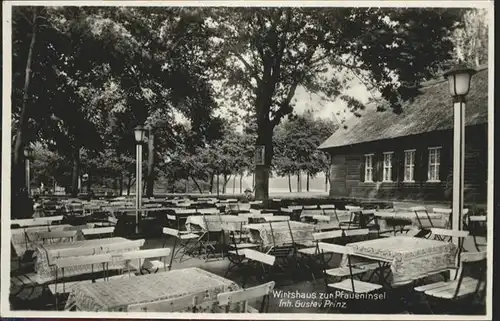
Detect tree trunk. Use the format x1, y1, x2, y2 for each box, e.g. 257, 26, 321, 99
185, 179, 189, 194
325, 170, 329, 192
209, 172, 214, 193
297, 171, 301, 192
288, 174, 292, 193
190, 176, 203, 193
87, 171, 91, 194
12, 8, 38, 196
119, 172, 124, 196
70, 147, 80, 197
239, 173, 243, 194
127, 174, 133, 196
216, 173, 220, 197
254, 120, 273, 201
222, 174, 228, 194
306, 172, 310, 192
232, 175, 236, 194
146, 129, 155, 197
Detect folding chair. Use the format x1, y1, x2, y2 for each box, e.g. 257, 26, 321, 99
228, 222, 250, 244
128, 293, 198, 312
318, 242, 383, 312
313, 214, 339, 232
464, 214, 487, 251
239, 249, 276, 287
218, 281, 276, 313
288, 205, 304, 221
265, 221, 298, 280
198, 212, 226, 261
162, 227, 199, 265
340, 206, 364, 230
297, 230, 344, 282
319, 204, 340, 224
53, 253, 114, 309
415, 251, 486, 314
410, 206, 434, 229
120, 248, 172, 275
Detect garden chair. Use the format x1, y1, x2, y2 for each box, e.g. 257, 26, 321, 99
53, 253, 115, 309
318, 242, 383, 312
121, 248, 172, 275
464, 214, 487, 251
415, 251, 486, 314
218, 281, 276, 313
239, 249, 276, 287
162, 227, 200, 265
339, 205, 364, 230
297, 230, 344, 282
410, 206, 434, 229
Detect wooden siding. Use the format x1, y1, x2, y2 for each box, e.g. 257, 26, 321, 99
328, 125, 487, 203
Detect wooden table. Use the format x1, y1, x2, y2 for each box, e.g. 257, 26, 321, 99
11, 224, 88, 258
343, 236, 457, 286
375, 210, 449, 229
65, 267, 241, 312
186, 215, 248, 232
243, 221, 315, 247
34, 237, 144, 283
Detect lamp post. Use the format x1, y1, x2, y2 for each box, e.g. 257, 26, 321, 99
24, 146, 33, 195
443, 64, 476, 250
134, 125, 146, 234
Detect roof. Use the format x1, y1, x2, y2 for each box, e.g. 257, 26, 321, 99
319, 67, 488, 150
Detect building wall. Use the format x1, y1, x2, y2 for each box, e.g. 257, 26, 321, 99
327, 124, 487, 203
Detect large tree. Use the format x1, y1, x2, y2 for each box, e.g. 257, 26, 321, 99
206, 7, 465, 201
11, 7, 222, 201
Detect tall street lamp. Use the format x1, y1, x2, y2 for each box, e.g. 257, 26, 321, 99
443, 64, 476, 249
134, 125, 147, 234
24, 146, 33, 195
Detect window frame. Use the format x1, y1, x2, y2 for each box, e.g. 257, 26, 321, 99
403, 149, 416, 182
382, 152, 394, 182
427, 147, 442, 183
364, 154, 374, 183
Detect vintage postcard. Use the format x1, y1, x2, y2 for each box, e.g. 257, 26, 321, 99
1, 1, 493, 319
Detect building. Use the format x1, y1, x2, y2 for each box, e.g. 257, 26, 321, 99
319, 67, 488, 203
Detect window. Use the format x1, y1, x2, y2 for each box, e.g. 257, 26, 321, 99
383, 152, 393, 182
404, 150, 416, 182
428, 147, 441, 182
364, 154, 374, 182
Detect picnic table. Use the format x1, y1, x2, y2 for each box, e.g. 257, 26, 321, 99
243, 221, 315, 247
65, 267, 241, 312
342, 235, 457, 286
375, 210, 449, 229
11, 224, 88, 258
34, 237, 144, 283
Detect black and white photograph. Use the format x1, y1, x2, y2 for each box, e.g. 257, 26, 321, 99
1, 1, 493, 318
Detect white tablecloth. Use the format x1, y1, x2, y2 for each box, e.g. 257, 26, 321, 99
34, 237, 144, 283
375, 211, 449, 228
11, 224, 88, 258
186, 215, 248, 232
244, 221, 315, 247
342, 236, 457, 285
65, 267, 241, 312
